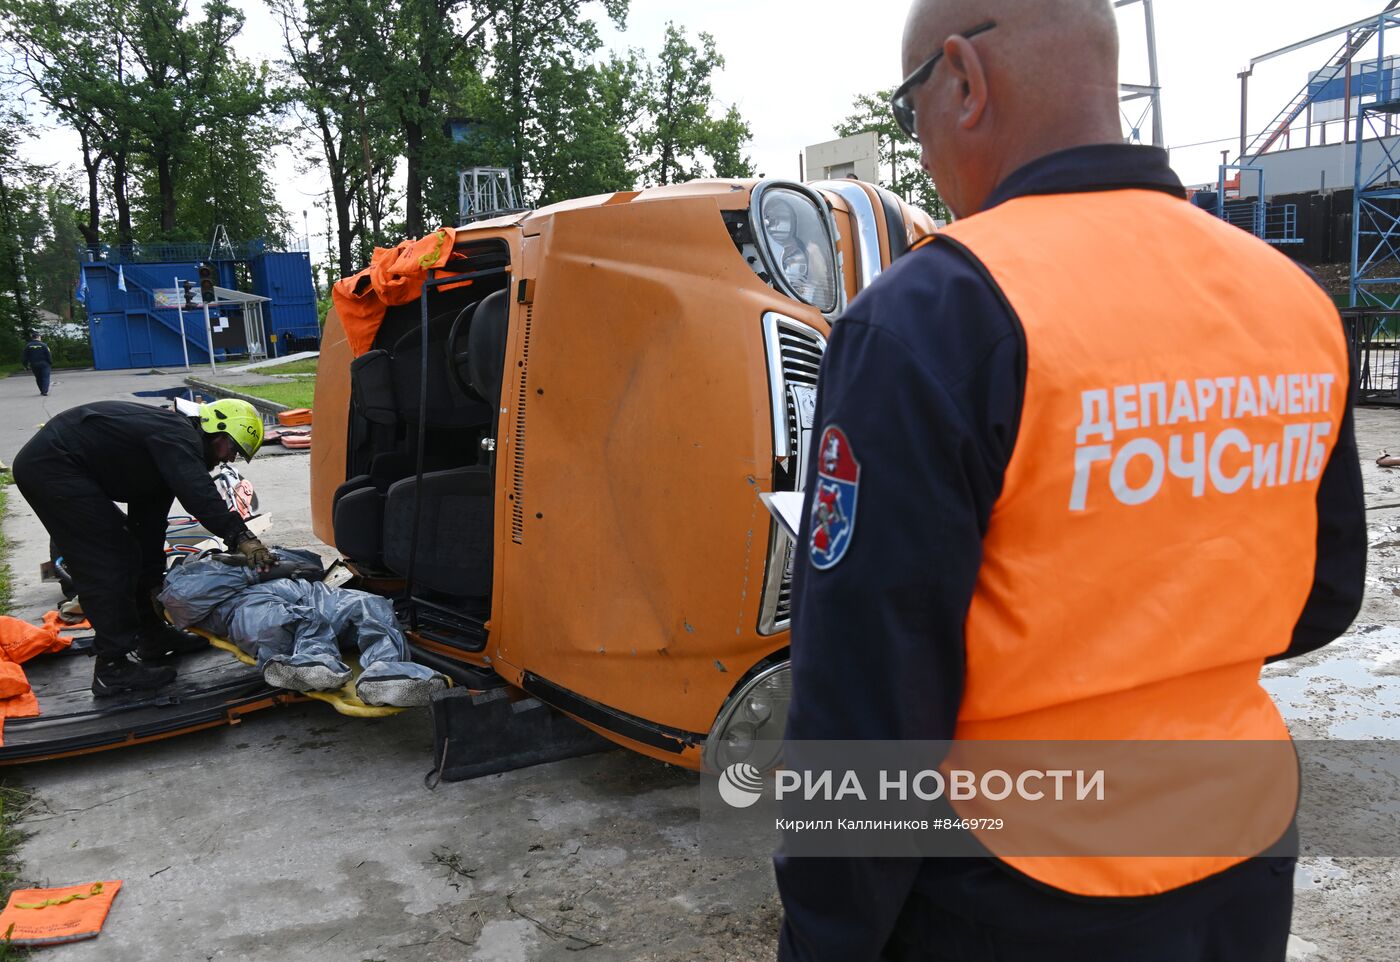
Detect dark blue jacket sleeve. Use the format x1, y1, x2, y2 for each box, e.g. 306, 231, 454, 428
774, 245, 1023, 962
1274, 319, 1366, 661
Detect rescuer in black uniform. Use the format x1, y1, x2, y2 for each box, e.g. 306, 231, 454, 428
21, 332, 52, 396
12, 399, 276, 695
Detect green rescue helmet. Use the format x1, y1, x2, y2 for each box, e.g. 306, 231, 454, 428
198, 399, 264, 461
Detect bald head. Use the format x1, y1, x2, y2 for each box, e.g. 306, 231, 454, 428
900, 0, 1123, 217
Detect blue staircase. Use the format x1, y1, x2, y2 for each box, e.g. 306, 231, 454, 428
83, 261, 212, 369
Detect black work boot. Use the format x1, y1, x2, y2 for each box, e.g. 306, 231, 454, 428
135, 622, 208, 663
92, 655, 177, 698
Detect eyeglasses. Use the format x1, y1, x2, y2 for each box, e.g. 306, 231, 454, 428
889, 20, 998, 139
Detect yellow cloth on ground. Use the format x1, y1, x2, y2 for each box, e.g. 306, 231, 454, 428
187, 627, 405, 719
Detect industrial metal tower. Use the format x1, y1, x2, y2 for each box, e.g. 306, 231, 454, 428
1117, 0, 1164, 147
1352, 10, 1400, 308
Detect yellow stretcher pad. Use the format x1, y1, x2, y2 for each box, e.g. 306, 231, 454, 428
186, 626, 406, 719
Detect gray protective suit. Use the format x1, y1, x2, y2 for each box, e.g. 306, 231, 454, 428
158, 550, 444, 703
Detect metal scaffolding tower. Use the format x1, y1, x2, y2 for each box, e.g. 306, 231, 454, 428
1351, 10, 1400, 308
1116, 0, 1164, 147
1236, 3, 1400, 165
458, 168, 525, 224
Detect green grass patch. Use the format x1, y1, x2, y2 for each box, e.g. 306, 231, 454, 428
0, 781, 33, 959
0, 474, 13, 617
256, 357, 320, 376
219, 380, 317, 410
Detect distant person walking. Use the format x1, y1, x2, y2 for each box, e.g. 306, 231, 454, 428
22, 332, 52, 396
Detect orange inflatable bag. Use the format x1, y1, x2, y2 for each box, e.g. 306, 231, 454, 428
277, 408, 313, 427
0, 613, 79, 664
331, 228, 460, 356
0, 880, 122, 947
0, 612, 86, 741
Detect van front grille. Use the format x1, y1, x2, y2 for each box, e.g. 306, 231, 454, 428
759, 313, 827, 635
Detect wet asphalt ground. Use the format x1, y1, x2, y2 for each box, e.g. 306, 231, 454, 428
2, 367, 1398, 960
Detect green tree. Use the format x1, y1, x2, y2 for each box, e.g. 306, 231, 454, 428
0, 105, 39, 355
0, 0, 131, 247
25, 181, 84, 321
834, 89, 949, 221
171, 63, 291, 246
125, 0, 282, 239
470, 0, 628, 208
4, 0, 286, 248
0, 106, 89, 365
635, 23, 753, 186
271, 0, 402, 274
526, 53, 642, 205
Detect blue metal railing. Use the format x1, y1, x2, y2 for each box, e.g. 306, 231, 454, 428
77, 237, 308, 265
1220, 201, 1301, 244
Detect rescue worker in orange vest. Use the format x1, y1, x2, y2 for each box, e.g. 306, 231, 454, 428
774, 1, 1366, 960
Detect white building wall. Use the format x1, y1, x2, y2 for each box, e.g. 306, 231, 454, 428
804, 132, 881, 183
1252, 137, 1400, 195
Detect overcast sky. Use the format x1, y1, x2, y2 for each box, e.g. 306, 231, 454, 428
13, 0, 1399, 268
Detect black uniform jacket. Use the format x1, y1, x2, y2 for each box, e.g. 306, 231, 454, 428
42, 400, 250, 546
22, 339, 52, 369
774, 145, 1367, 961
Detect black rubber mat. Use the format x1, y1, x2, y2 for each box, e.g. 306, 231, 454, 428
0, 645, 284, 764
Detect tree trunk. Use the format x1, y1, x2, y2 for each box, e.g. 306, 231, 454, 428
357, 100, 381, 249
404, 114, 424, 238
157, 151, 177, 234
0, 168, 37, 332
77, 130, 102, 252
113, 149, 133, 249
318, 115, 356, 278
660, 70, 675, 185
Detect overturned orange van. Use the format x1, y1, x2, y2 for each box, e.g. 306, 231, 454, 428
311, 178, 936, 771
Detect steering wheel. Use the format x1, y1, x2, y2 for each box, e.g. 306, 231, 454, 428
446, 301, 483, 401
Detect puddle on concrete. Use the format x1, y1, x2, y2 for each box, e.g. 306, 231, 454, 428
1263, 627, 1400, 739
1295, 858, 1351, 891
132, 387, 208, 402
1368, 522, 1400, 549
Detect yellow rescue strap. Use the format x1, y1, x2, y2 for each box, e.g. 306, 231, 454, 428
16, 882, 104, 910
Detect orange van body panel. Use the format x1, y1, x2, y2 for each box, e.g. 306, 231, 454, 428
311, 187, 854, 767
491, 195, 811, 735
310, 306, 351, 545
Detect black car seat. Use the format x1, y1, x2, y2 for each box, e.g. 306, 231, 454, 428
334, 305, 493, 571
383, 289, 511, 597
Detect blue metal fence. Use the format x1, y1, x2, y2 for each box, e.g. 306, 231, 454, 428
1219, 201, 1302, 245
79, 238, 308, 265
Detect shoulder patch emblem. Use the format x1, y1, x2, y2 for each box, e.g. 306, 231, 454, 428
809, 425, 860, 570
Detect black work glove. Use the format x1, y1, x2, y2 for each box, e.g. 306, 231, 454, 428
234, 534, 276, 571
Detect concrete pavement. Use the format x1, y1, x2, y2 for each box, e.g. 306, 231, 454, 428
2, 367, 1399, 959
0, 367, 779, 961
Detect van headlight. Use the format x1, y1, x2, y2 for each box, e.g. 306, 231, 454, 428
752, 182, 844, 317
703, 660, 792, 773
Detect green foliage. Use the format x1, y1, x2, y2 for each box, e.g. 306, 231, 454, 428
636, 23, 752, 186
0, 106, 42, 360
0, 473, 14, 617
526, 56, 641, 205
0, 776, 33, 959
835, 89, 949, 221
1, 0, 289, 248
6, 0, 762, 306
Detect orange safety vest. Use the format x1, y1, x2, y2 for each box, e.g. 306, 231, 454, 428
935, 188, 1349, 897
